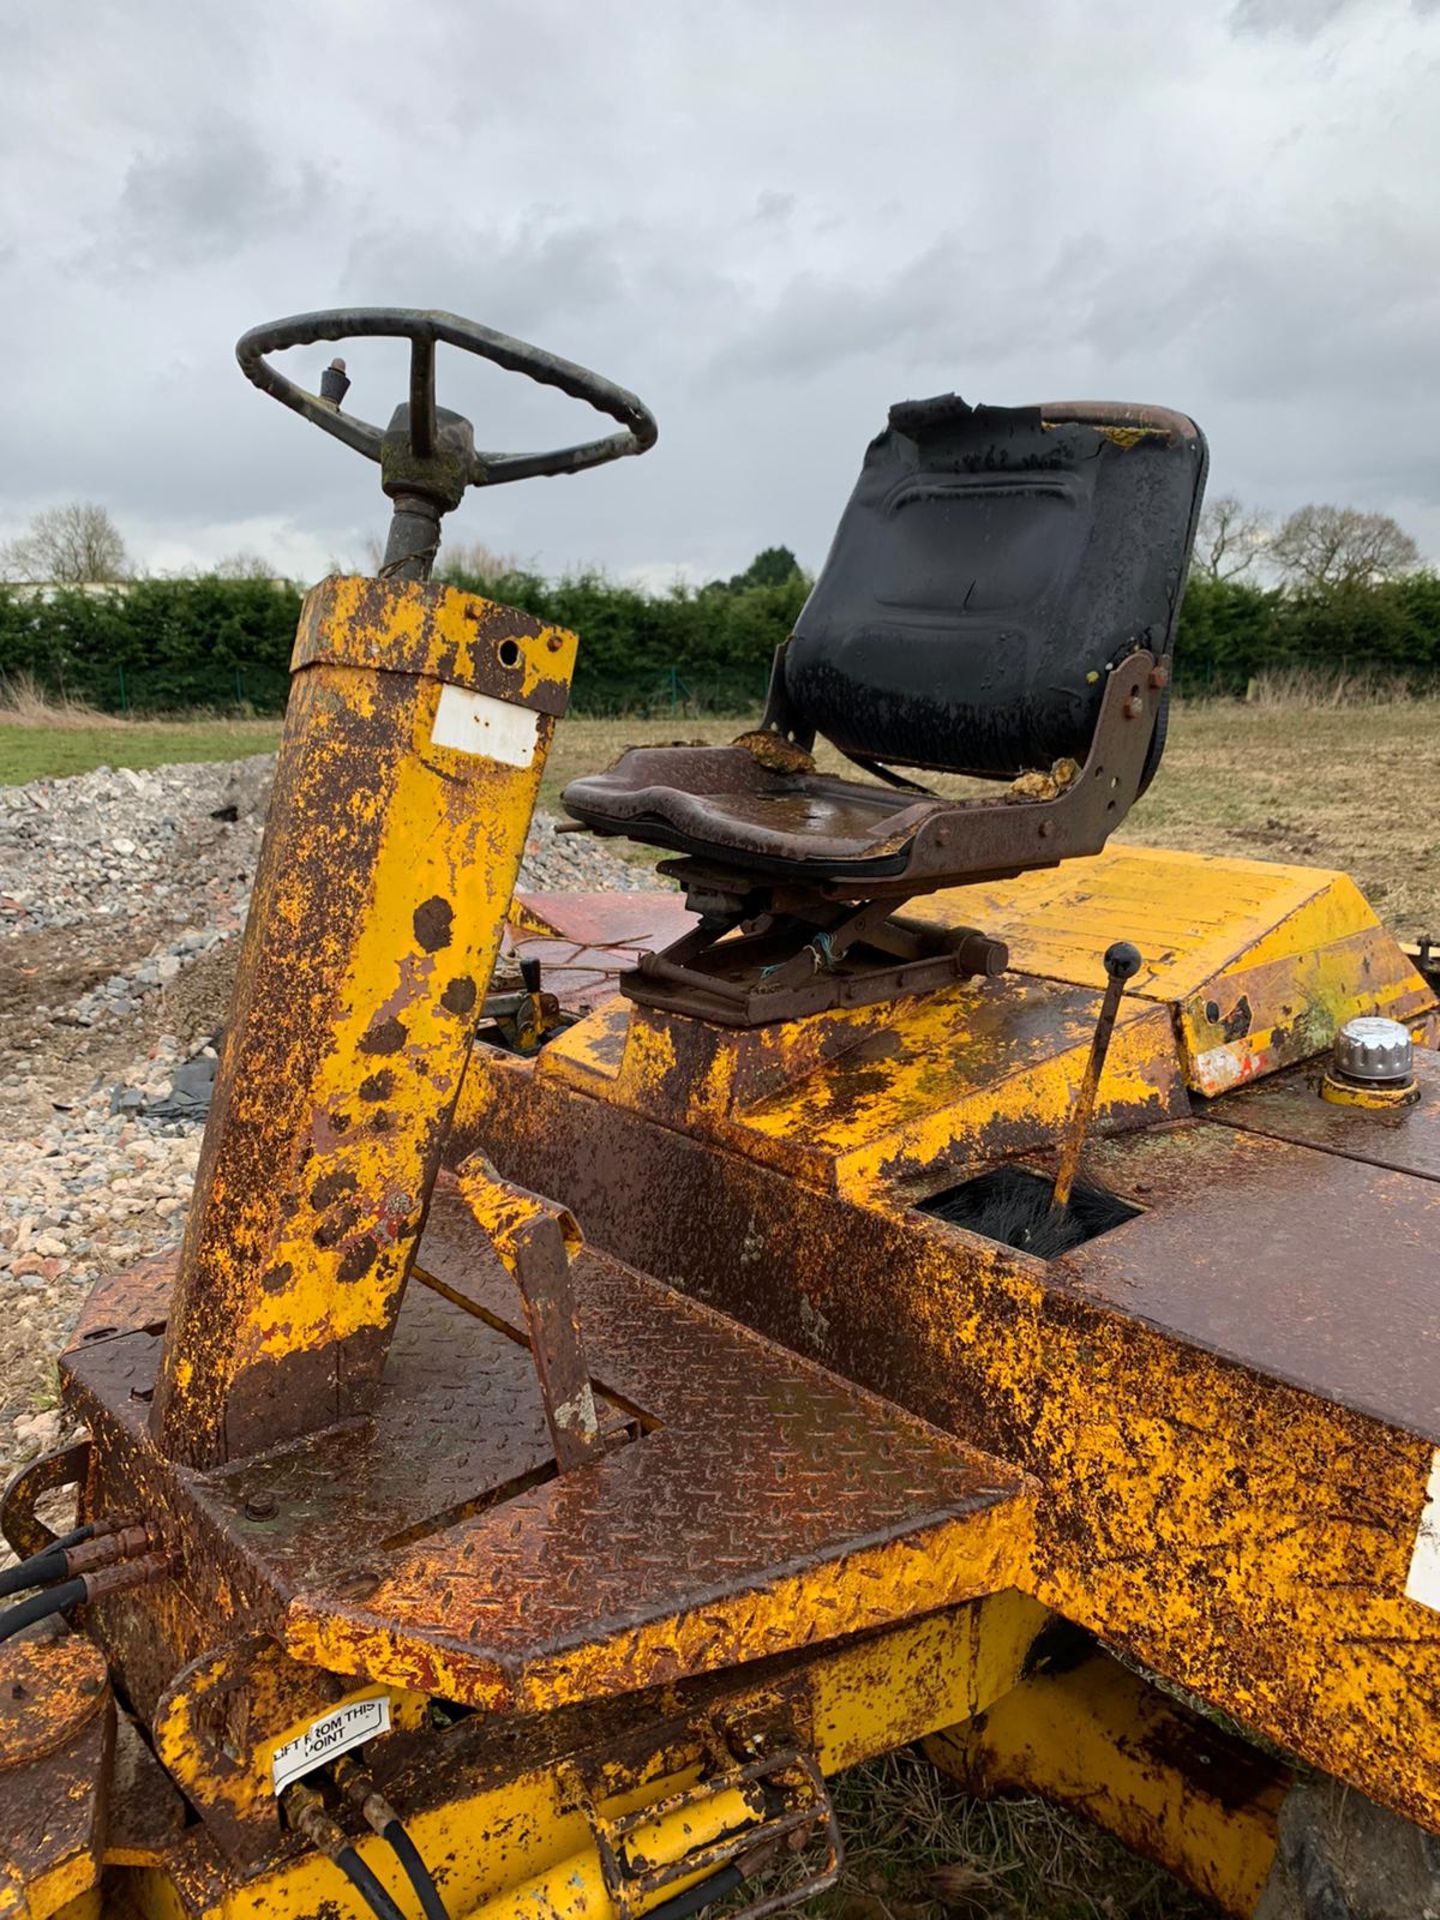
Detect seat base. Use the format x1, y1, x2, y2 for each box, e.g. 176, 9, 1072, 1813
562, 652, 1166, 896
566, 743, 938, 882
625, 865, 1010, 1026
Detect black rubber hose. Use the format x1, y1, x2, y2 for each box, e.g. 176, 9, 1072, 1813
644, 1863, 746, 1920
0, 1524, 93, 1601
335, 1846, 410, 1920
0, 1576, 86, 1643
381, 1819, 451, 1920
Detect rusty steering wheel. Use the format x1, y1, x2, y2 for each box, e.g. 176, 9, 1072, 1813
235, 307, 657, 486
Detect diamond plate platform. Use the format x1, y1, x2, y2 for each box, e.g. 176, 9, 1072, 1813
62, 1182, 1031, 1714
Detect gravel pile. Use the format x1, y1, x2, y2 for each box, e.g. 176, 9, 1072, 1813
0, 751, 663, 1468
0, 757, 272, 938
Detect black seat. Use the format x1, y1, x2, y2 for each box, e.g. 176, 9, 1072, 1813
563, 395, 1207, 895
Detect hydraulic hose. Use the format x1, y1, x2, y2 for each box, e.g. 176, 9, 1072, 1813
332, 1755, 451, 1920
335, 1846, 411, 1920
0, 1522, 153, 1602
378, 1817, 451, 1920
0, 1550, 169, 1643
0, 1577, 86, 1643
0, 1522, 95, 1599
286, 1781, 417, 1920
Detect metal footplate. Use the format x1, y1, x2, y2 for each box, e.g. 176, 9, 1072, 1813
567, 1731, 842, 1920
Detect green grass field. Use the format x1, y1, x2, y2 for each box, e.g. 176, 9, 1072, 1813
0, 715, 281, 785
8, 698, 1433, 936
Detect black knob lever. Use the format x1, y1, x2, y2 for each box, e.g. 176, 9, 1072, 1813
1052, 940, 1143, 1214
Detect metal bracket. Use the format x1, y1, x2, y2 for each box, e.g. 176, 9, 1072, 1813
568, 1731, 843, 1920
624, 886, 1009, 1027
455, 1152, 606, 1473
1, 1439, 91, 1559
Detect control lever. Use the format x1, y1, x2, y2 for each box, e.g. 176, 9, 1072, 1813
1052, 940, 1143, 1213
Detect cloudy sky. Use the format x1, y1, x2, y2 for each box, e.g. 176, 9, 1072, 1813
2, 0, 1437, 587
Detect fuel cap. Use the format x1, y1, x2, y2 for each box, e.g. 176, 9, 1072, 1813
1331, 1015, 1414, 1085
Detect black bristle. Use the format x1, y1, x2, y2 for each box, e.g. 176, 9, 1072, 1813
919, 1165, 1138, 1259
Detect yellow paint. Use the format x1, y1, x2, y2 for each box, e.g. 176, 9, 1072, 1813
9, 1862, 100, 1920
529, 974, 1183, 1201
927, 1646, 1284, 1918
462, 1008, 1440, 1836
150, 1636, 427, 1841
455, 1151, 583, 1272
282, 1494, 1032, 1711
295, 574, 578, 707
154, 578, 577, 1464
921, 846, 1435, 1094
486, 847, 1435, 1194
1320, 1070, 1420, 1109
241, 677, 555, 1358
106, 1600, 1046, 1920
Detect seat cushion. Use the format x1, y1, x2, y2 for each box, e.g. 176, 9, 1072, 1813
563, 744, 944, 880
785, 395, 1206, 778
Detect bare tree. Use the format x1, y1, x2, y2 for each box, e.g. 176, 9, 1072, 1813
0, 502, 129, 583
211, 551, 275, 580
436, 539, 521, 585
1270, 505, 1420, 592
1193, 495, 1272, 582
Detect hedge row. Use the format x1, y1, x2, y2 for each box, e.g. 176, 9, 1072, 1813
2, 568, 1439, 717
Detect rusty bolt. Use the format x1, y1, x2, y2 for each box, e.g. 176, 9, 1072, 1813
547, 633, 564, 652
1123, 695, 1145, 720
79, 1675, 105, 1698
1038, 820, 1054, 838
1148, 663, 1169, 690
243, 1492, 279, 1522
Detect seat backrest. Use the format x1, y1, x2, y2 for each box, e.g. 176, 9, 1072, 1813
784, 395, 1208, 779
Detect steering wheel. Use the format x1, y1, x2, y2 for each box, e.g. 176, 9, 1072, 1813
235, 307, 657, 485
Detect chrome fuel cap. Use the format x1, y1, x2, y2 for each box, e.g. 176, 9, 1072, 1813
1331, 1015, 1414, 1085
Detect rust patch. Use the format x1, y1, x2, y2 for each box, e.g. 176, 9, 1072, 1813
310, 1170, 358, 1209
337, 1237, 379, 1284
1221, 995, 1253, 1042
442, 975, 478, 1015
360, 1017, 409, 1056
413, 896, 454, 953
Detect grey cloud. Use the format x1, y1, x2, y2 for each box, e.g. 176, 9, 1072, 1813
1228, 0, 1355, 35
2, 0, 1438, 585
99, 121, 335, 271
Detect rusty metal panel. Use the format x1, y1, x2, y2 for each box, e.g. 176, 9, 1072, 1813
457, 1058, 1440, 1835
151, 576, 577, 1470
502, 887, 696, 1013
1206, 1049, 1440, 1183
63, 1195, 1029, 1720
918, 846, 1383, 996
0, 1637, 113, 1917
1064, 1121, 1440, 1445
926, 1640, 1287, 1918
1176, 919, 1434, 1095
518, 974, 1188, 1201
281, 1186, 1031, 1706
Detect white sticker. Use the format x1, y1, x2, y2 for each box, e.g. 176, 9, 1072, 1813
1406, 1451, 1440, 1612
272, 1695, 392, 1795
431, 684, 541, 768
